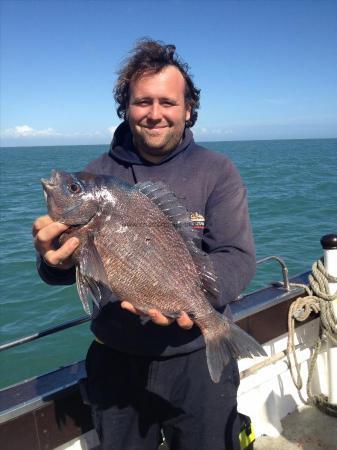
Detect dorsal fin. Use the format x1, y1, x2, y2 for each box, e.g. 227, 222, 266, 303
136, 181, 192, 228
135, 180, 219, 302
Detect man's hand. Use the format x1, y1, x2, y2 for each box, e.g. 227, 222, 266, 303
32, 215, 79, 270
121, 301, 194, 329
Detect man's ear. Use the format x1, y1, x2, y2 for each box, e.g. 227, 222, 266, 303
185, 106, 191, 122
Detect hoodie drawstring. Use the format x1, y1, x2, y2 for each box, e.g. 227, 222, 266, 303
131, 165, 138, 184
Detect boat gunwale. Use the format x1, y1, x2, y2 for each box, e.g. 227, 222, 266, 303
0, 270, 311, 424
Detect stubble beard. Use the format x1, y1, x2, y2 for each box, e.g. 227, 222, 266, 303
133, 125, 185, 159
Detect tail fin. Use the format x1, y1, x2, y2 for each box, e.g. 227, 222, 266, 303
200, 312, 267, 383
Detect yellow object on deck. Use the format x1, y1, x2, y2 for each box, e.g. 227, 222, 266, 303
238, 413, 255, 450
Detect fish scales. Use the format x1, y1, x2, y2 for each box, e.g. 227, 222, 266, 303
96, 191, 204, 314
41, 170, 267, 382
97, 220, 204, 315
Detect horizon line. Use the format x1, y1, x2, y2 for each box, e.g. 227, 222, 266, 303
1, 136, 337, 149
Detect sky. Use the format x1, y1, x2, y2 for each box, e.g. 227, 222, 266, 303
1, 0, 337, 146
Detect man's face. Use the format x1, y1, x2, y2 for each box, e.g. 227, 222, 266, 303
127, 65, 191, 164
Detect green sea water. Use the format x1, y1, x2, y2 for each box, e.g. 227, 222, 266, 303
1, 138, 336, 388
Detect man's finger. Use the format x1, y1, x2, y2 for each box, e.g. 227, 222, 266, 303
32, 215, 54, 237
121, 303, 174, 326
176, 311, 194, 330
34, 221, 69, 244
121, 301, 140, 315
148, 309, 174, 326
44, 238, 79, 267
120, 303, 192, 328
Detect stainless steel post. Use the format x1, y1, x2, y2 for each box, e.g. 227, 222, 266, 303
321, 234, 337, 404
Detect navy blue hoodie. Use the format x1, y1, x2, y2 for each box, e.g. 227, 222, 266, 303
38, 123, 255, 356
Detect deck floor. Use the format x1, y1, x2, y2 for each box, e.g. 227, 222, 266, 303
58, 405, 337, 450
254, 406, 337, 450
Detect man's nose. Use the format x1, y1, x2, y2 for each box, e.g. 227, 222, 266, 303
147, 103, 162, 121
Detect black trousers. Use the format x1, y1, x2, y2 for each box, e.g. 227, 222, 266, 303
85, 341, 241, 450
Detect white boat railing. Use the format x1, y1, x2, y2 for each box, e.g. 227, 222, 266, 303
0, 254, 293, 353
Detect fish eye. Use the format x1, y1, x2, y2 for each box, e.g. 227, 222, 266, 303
68, 182, 82, 194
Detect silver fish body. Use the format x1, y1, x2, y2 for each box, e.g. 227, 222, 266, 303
42, 170, 266, 382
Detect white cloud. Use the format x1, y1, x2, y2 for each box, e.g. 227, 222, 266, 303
0, 124, 120, 144
2, 125, 59, 138
194, 126, 233, 136
67, 130, 103, 137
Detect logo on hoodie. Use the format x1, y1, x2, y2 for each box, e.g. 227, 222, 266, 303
191, 212, 205, 230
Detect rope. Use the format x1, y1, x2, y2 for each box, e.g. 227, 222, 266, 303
287, 258, 337, 416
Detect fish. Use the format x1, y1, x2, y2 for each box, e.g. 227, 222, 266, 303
41, 170, 266, 382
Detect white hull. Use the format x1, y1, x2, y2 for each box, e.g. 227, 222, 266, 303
238, 317, 331, 437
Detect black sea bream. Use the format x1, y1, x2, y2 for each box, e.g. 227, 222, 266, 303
42, 170, 266, 382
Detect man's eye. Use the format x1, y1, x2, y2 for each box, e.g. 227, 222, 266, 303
135, 100, 149, 106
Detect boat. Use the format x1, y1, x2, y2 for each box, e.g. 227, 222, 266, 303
1, 235, 336, 450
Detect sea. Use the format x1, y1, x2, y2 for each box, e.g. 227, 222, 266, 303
1, 138, 336, 389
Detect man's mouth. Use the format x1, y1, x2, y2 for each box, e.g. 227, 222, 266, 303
143, 125, 169, 134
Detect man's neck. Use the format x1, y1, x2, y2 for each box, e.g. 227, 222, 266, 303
135, 146, 170, 164
132, 135, 184, 164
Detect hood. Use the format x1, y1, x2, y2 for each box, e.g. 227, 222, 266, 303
108, 121, 194, 166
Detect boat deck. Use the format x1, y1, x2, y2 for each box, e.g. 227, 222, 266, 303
254, 405, 337, 450
160, 407, 337, 450
55, 406, 337, 450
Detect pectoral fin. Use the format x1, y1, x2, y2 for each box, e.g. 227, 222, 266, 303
76, 266, 103, 315
75, 234, 109, 315
81, 233, 109, 286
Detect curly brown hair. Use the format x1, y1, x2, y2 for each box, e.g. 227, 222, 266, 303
114, 38, 200, 128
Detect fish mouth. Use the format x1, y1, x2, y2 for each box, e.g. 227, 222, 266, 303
41, 169, 59, 189
41, 170, 62, 200
41, 179, 53, 202
41, 170, 66, 218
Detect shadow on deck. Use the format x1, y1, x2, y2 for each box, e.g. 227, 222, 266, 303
254, 406, 337, 450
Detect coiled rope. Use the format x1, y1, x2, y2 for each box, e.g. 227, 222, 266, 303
287, 258, 337, 416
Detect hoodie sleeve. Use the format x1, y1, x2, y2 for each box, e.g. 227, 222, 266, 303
36, 253, 76, 285
202, 159, 256, 308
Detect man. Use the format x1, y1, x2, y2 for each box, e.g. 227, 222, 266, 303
33, 39, 256, 450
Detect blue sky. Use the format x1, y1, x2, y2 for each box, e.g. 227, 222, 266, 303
1, 0, 336, 146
